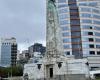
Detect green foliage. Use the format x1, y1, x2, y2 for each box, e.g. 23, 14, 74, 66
96, 78, 100, 80
0, 65, 23, 77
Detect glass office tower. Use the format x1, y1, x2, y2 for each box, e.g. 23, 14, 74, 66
0, 37, 17, 67
56, 0, 100, 58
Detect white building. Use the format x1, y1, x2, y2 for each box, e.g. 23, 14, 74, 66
23, 57, 90, 80
86, 55, 100, 70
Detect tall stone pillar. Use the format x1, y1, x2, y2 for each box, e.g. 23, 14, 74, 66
46, 0, 63, 58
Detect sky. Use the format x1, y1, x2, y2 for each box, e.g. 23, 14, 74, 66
0, 0, 46, 51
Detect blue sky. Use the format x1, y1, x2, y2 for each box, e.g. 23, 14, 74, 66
0, 0, 46, 51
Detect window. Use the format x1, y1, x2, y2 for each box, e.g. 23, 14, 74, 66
70, 14, 79, 18
80, 13, 91, 18
60, 20, 69, 25
68, 3, 76, 6
82, 37, 88, 41
90, 27, 92, 29
95, 32, 100, 37
63, 39, 70, 43
58, 8, 68, 14
97, 51, 100, 55
79, 3, 87, 6
88, 2, 98, 7
71, 20, 80, 25
95, 38, 100, 42
68, 0, 76, 2
58, 0, 66, 3
82, 44, 89, 48
65, 51, 70, 55
93, 15, 100, 19
61, 26, 69, 31
71, 32, 81, 36
89, 44, 94, 48
82, 20, 92, 24
89, 51, 95, 55
93, 20, 100, 25
72, 44, 81, 48
88, 32, 93, 35
63, 45, 70, 49
72, 38, 81, 42
62, 32, 70, 37
96, 45, 100, 48
92, 9, 100, 13
81, 25, 93, 29
71, 26, 80, 31
70, 9, 78, 13
58, 4, 68, 8
80, 8, 91, 12
59, 14, 68, 19
95, 27, 100, 30
88, 38, 94, 42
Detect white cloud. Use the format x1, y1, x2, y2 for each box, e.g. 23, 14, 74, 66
0, 0, 46, 50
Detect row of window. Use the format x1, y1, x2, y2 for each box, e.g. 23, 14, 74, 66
95, 38, 100, 42
61, 26, 70, 31
82, 31, 100, 37
82, 38, 94, 42
63, 45, 71, 49
64, 51, 100, 55
63, 37, 96, 43
95, 32, 100, 37
78, 2, 98, 7
81, 25, 93, 29
58, 8, 68, 14
59, 14, 69, 19
90, 51, 100, 55
80, 7, 100, 13
80, 14, 100, 20
82, 32, 93, 36
58, 4, 68, 8
83, 44, 100, 48
57, 3, 100, 13
61, 25, 100, 30
63, 43, 100, 49
62, 31, 100, 38
58, 0, 66, 3
63, 37, 100, 43
60, 20, 69, 25
63, 38, 71, 43
59, 19, 100, 25
62, 32, 70, 37
63, 44, 100, 49
62, 32, 81, 37
62, 32, 93, 37
58, 7, 100, 15
81, 25, 100, 30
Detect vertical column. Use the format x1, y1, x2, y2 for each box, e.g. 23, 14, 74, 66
68, 0, 83, 58
11, 44, 17, 66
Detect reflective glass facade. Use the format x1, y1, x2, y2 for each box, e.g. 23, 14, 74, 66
0, 38, 17, 67
1, 44, 11, 67
56, 0, 100, 58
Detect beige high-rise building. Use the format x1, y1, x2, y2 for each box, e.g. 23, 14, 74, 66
55, 0, 100, 58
